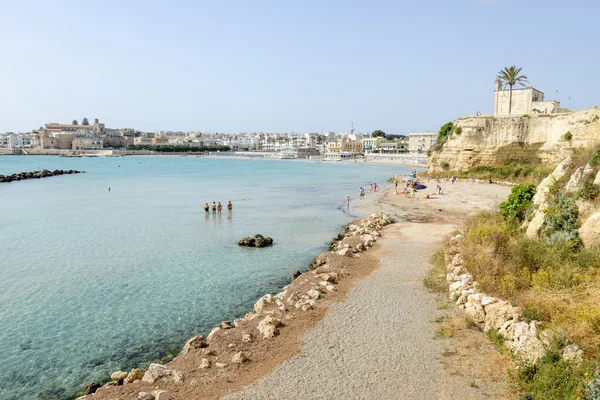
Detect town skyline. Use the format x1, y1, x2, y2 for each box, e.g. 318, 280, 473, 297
1, 1, 599, 133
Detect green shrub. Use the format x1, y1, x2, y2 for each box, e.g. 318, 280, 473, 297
499, 183, 537, 223
590, 149, 600, 166
487, 329, 506, 352
453, 126, 463, 135
563, 131, 573, 141
440, 161, 450, 171
517, 346, 581, 400
542, 194, 581, 249
576, 180, 600, 200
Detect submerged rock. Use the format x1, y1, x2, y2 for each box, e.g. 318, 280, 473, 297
238, 234, 273, 247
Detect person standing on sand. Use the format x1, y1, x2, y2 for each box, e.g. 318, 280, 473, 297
369, 183, 373, 192
374, 183, 378, 192
345, 194, 350, 208
359, 187, 365, 200
212, 202, 217, 213
411, 188, 417, 201
227, 200, 232, 212
217, 202, 223, 213
204, 203, 209, 213
451, 175, 456, 185
394, 175, 399, 195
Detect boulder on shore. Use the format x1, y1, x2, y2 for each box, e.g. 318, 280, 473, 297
238, 234, 273, 247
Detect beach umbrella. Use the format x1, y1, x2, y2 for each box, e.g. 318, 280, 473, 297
406, 177, 415, 181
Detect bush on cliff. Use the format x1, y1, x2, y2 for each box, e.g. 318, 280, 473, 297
590, 148, 600, 166
430, 122, 454, 152
541, 194, 581, 249
499, 183, 536, 223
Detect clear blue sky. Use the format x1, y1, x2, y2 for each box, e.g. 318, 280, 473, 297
1, 0, 598, 134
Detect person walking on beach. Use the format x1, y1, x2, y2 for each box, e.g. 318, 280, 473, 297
359, 187, 365, 200
212, 202, 217, 213
204, 203, 209, 213
227, 200, 232, 212
369, 183, 373, 192
411, 188, 417, 201
394, 175, 399, 195
217, 202, 223, 213
451, 175, 457, 185
374, 183, 378, 192
345, 194, 350, 208
436, 184, 442, 195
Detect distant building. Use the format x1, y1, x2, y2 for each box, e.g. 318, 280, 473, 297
72, 137, 103, 150
8, 133, 31, 148
408, 132, 437, 154
361, 137, 384, 153
493, 78, 560, 116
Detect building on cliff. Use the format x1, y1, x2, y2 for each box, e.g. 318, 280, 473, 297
493, 77, 560, 116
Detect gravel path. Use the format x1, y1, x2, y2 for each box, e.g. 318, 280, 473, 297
225, 221, 505, 399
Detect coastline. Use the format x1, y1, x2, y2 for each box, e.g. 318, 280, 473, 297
83, 211, 396, 399
82, 180, 513, 399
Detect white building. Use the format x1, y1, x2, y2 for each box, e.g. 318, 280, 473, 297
8, 133, 31, 148
493, 78, 560, 116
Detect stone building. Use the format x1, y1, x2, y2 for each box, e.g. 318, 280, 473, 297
493, 78, 560, 116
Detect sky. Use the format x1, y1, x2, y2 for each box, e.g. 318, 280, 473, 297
0, 0, 598, 134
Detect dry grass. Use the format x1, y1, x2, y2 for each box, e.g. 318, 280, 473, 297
457, 209, 600, 398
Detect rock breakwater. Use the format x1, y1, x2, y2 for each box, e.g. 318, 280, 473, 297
0, 169, 84, 183
78, 211, 396, 400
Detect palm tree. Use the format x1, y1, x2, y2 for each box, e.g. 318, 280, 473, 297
497, 66, 529, 115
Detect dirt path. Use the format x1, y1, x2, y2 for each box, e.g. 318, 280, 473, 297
225, 182, 516, 399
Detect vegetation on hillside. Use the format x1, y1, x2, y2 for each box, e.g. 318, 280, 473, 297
444, 150, 600, 399
126, 145, 231, 152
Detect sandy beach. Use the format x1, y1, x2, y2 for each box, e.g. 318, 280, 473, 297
88, 181, 514, 400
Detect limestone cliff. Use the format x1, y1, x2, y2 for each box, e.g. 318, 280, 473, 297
428, 108, 600, 173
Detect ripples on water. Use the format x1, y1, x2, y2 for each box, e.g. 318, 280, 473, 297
0, 156, 410, 399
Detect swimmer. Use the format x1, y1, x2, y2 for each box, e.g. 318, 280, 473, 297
212, 202, 217, 213
217, 202, 223, 213
204, 203, 209, 213
227, 200, 232, 211
108, 187, 111, 192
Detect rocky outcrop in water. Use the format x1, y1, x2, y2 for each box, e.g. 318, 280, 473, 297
238, 234, 273, 247
0, 169, 84, 182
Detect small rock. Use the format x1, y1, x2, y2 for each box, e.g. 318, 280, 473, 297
215, 362, 227, 368
220, 321, 234, 329
181, 336, 207, 354
227, 343, 236, 349
242, 333, 252, 343
111, 371, 128, 384
337, 248, 351, 256
307, 289, 322, 299
83, 381, 101, 395
561, 344, 584, 362
232, 351, 248, 363
151, 390, 170, 400
125, 368, 144, 384
141, 364, 183, 384
199, 358, 211, 369
325, 284, 335, 291
137, 392, 155, 400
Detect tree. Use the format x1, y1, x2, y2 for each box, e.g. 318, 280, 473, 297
372, 130, 386, 138
72, 119, 78, 125
82, 117, 89, 125
497, 65, 529, 115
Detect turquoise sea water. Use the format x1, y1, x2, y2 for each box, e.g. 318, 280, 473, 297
0, 156, 410, 399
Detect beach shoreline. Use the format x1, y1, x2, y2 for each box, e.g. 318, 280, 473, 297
83, 180, 512, 399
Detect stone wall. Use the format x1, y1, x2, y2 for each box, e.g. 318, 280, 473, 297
428, 107, 600, 173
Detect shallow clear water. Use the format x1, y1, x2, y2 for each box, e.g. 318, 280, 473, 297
0, 155, 410, 399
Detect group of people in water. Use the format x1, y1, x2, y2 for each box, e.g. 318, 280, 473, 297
204, 201, 233, 213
